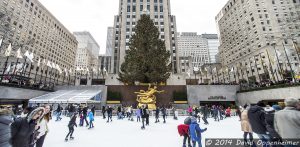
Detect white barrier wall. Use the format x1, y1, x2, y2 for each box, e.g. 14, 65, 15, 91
237, 86, 300, 106
187, 85, 240, 106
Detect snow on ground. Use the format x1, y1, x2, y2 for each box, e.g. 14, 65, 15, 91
44, 116, 250, 147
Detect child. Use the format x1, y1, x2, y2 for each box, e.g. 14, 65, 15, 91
136, 107, 141, 122
65, 113, 77, 141
79, 113, 83, 127
189, 117, 207, 147
178, 124, 192, 147
88, 110, 94, 129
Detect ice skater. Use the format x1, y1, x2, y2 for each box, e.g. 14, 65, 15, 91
140, 105, 146, 129
161, 106, 167, 123
178, 124, 192, 147
88, 109, 94, 129
136, 107, 141, 122
189, 117, 207, 147
65, 113, 77, 141
155, 106, 160, 123
102, 105, 106, 119
106, 106, 113, 123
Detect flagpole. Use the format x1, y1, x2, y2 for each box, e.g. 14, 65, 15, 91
222, 70, 225, 84
258, 53, 267, 81
272, 44, 283, 80
34, 66, 39, 84
44, 66, 49, 84
216, 67, 220, 84
266, 49, 277, 82
282, 42, 295, 81
292, 41, 300, 64
200, 72, 202, 84
234, 66, 238, 84
62, 71, 65, 85
12, 58, 20, 79
210, 65, 214, 84
2, 56, 10, 78
27, 62, 33, 79
20, 57, 27, 77
68, 74, 71, 85
227, 67, 230, 84
253, 55, 261, 83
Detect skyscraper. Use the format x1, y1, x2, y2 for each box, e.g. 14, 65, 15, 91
202, 34, 219, 64
105, 27, 114, 57
74, 32, 100, 71
111, 0, 179, 74
216, 0, 300, 83
177, 32, 210, 69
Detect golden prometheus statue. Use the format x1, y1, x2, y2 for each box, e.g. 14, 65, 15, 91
135, 84, 164, 109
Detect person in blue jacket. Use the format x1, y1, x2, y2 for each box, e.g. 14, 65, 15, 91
189, 117, 207, 147
88, 109, 94, 129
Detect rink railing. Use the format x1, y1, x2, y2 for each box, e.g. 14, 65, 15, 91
58, 109, 238, 117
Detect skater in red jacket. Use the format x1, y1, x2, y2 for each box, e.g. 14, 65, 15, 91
178, 124, 192, 147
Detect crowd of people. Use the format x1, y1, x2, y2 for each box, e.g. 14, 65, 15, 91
1, 99, 299, 147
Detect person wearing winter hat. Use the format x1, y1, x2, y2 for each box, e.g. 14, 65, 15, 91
274, 98, 300, 139
264, 106, 282, 144
189, 117, 207, 147
10, 107, 44, 147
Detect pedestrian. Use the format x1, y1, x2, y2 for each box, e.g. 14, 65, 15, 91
82, 106, 89, 127
10, 107, 44, 147
264, 105, 282, 147
91, 105, 95, 117
79, 113, 84, 126
88, 109, 94, 129
102, 106, 106, 119
248, 101, 270, 147
117, 106, 122, 119
55, 104, 62, 121
187, 106, 193, 116
240, 104, 255, 146
136, 107, 141, 122
274, 98, 300, 139
140, 105, 146, 129
0, 108, 13, 147
178, 124, 192, 147
213, 106, 219, 121
161, 106, 167, 123
155, 107, 160, 123
65, 113, 77, 141
189, 117, 207, 147
145, 105, 150, 126
35, 105, 52, 147
225, 107, 231, 118
106, 106, 113, 123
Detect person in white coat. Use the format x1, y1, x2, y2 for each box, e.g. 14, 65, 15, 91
35, 105, 51, 147
274, 98, 300, 139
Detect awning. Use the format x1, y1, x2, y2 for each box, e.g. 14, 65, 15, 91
29, 89, 102, 104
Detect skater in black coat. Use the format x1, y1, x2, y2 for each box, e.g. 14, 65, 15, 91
65, 113, 77, 141
102, 106, 106, 119
161, 106, 167, 123
155, 107, 160, 123
140, 105, 147, 129
10, 107, 44, 147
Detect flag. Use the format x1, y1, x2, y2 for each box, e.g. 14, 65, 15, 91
276, 50, 281, 57
16, 48, 23, 58
230, 67, 234, 72
204, 67, 208, 72
28, 52, 34, 63
186, 69, 191, 78
69, 68, 73, 76
76, 67, 81, 71
5, 43, 12, 57
37, 58, 41, 67
193, 67, 199, 72
86, 68, 90, 75
92, 68, 97, 74
46, 61, 52, 68
16, 63, 23, 72
0, 38, 2, 47
64, 68, 68, 76
42, 59, 46, 65
51, 62, 56, 69
213, 67, 216, 72
4, 65, 11, 74
103, 67, 108, 76
24, 50, 30, 58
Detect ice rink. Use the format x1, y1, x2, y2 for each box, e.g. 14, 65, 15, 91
44, 115, 246, 147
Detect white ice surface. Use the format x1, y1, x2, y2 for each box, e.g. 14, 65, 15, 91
44, 116, 255, 147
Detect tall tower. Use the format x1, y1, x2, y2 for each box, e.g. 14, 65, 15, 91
111, 0, 179, 74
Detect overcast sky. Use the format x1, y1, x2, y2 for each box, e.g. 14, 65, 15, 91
39, 0, 228, 54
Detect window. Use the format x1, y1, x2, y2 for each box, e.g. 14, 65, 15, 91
154, 6, 158, 12
127, 6, 130, 12
160, 6, 163, 12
